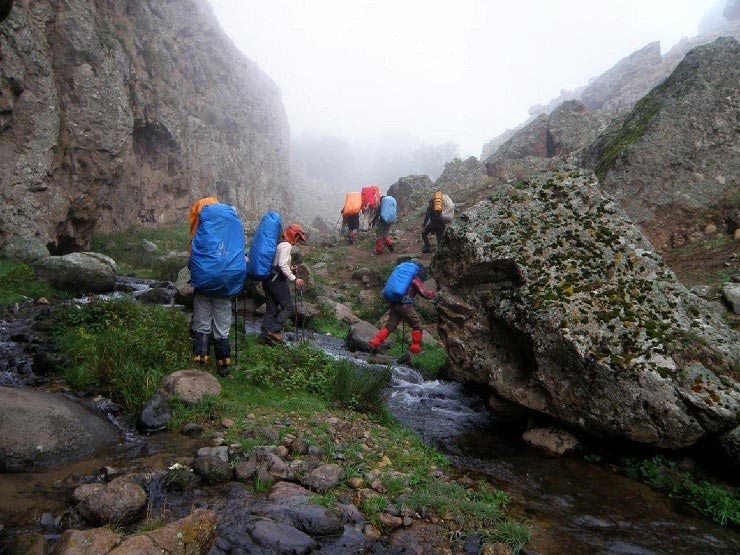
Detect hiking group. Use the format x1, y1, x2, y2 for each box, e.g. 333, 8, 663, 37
341, 186, 454, 255
187, 188, 453, 377
188, 198, 307, 377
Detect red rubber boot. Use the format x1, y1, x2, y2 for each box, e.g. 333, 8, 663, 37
410, 329, 423, 354
385, 237, 395, 252
369, 327, 390, 349
374, 238, 385, 254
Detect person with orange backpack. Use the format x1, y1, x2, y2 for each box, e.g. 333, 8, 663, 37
341, 192, 362, 244
368, 261, 435, 354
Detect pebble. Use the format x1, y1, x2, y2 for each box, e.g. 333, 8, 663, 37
275, 445, 289, 458
363, 524, 382, 540
36, 297, 50, 305
221, 418, 235, 428
348, 477, 364, 489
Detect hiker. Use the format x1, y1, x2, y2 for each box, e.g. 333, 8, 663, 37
189, 197, 247, 377
261, 223, 308, 344
341, 191, 363, 244
369, 261, 435, 354
421, 191, 454, 253
371, 194, 397, 254
360, 185, 381, 232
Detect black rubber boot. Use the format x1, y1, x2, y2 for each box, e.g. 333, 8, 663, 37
192, 332, 209, 365
214, 338, 231, 377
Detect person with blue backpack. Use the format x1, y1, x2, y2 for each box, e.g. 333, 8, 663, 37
368, 261, 435, 354
189, 197, 247, 377
371, 195, 397, 254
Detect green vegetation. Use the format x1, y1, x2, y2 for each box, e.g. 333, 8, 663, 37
389, 333, 447, 379
309, 302, 348, 337
91, 224, 190, 280
51, 299, 190, 412
0, 260, 62, 306
625, 456, 739, 527
593, 96, 662, 180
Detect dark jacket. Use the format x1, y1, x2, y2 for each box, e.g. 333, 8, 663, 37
422, 200, 443, 227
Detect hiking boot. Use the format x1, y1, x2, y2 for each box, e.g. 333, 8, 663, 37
266, 331, 285, 344
421, 246, 431, 254
217, 358, 231, 377
192, 354, 208, 365
387, 240, 395, 253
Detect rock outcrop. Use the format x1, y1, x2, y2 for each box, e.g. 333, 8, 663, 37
433, 168, 740, 458
584, 38, 740, 251
0, 0, 290, 253
0, 387, 119, 470
485, 101, 600, 166
33, 251, 117, 293
387, 174, 433, 215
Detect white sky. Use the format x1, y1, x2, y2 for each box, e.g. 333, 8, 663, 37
208, 0, 719, 156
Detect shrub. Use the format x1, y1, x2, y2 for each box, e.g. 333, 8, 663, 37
625, 455, 739, 526
52, 299, 190, 412
0, 260, 61, 305
330, 361, 390, 413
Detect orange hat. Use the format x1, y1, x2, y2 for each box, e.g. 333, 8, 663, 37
284, 224, 307, 245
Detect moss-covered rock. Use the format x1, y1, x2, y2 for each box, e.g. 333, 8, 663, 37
433, 167, 740, 461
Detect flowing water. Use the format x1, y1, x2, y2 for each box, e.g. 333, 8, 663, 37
1, 281, 738, 554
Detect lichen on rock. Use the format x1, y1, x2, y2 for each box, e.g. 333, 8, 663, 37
433, 166, 740, 459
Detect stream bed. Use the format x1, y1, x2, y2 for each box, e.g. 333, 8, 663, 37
0, 283, 738, 554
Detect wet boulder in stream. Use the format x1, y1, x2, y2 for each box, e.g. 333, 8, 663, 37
0, 387, 119, 471
33, 252, 116, 293
73, 479, 148, 525
432, 167, 740, 460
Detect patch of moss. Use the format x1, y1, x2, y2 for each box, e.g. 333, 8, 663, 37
594, 96, 662, 180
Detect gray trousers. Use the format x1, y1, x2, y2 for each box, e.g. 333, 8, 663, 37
192, 293, 232, 340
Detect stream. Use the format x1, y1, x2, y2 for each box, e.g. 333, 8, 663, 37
0, 279, 738, 554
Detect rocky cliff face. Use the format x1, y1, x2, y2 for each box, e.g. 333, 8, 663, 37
0, 0, 291, 253
433, 167, 739, 459
584, 38, 739, 251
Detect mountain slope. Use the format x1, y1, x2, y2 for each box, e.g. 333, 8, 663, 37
0, 0, 290, 252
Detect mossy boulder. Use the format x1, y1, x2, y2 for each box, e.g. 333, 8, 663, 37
433, 167, 740, 461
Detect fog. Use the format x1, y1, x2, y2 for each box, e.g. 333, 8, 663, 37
208, 0, 719, 189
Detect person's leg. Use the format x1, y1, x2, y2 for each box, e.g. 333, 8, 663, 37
375, 222, 385, 254
270, 278, 294, 336
212, 296, 233, 376
434, 222, 446, 247
382, 223, 394, 252
399, 304, 424, 353
192, 293, 212, 363
369, 305, 399, 349
262, 280, 279, 336
421, 224, 432, 253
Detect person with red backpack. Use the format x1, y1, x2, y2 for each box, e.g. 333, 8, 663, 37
368, 261, 435, 354
260, 223, 308, 344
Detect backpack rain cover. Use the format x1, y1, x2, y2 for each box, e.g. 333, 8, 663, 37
246, 211, 283, 280
190, 203, 246, 297
382, 261, 420, 303
380, 196, 397, 224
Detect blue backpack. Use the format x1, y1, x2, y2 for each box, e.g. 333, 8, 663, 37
190, 203, 246, 297
382, 262, 421, 303
246, 211, 282, 280
380, 196, 397, 224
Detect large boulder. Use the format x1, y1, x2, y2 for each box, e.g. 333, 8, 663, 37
73, 479, 148, 524
158, 370, 222, 405
346, 320, 393, 353
33, 252, 116, 293
51, 528, 120, 555
0, 235, 49, 263
584, 38, 740, 251
433, 168, 740, 459
387, 174, 434, 215
0, 387, 119, 471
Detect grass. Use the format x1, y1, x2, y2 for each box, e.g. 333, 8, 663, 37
389, 330, 447, 379
625, 456, 739, 527
0, 259, 63, 306
51, 299, 190, 412
309, 301, 349, 337
91, 224, 191, 280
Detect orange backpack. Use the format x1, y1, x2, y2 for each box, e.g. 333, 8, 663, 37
432, 191, 443, 213
342, 192, 363, 217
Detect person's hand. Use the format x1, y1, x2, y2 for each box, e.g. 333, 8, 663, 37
295, 278, 306, 291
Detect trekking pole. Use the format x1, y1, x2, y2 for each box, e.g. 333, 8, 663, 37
233, 298, 238, 365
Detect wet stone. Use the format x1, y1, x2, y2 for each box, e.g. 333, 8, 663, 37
5, 532, 47, 555
247, 520, 318, 554
301, 463, 344, 493
193, 455, 231, 484
262, 503, 345, 537
73, 480, 147, 525
137, 394, 172, 432
182, 422, 203, 436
